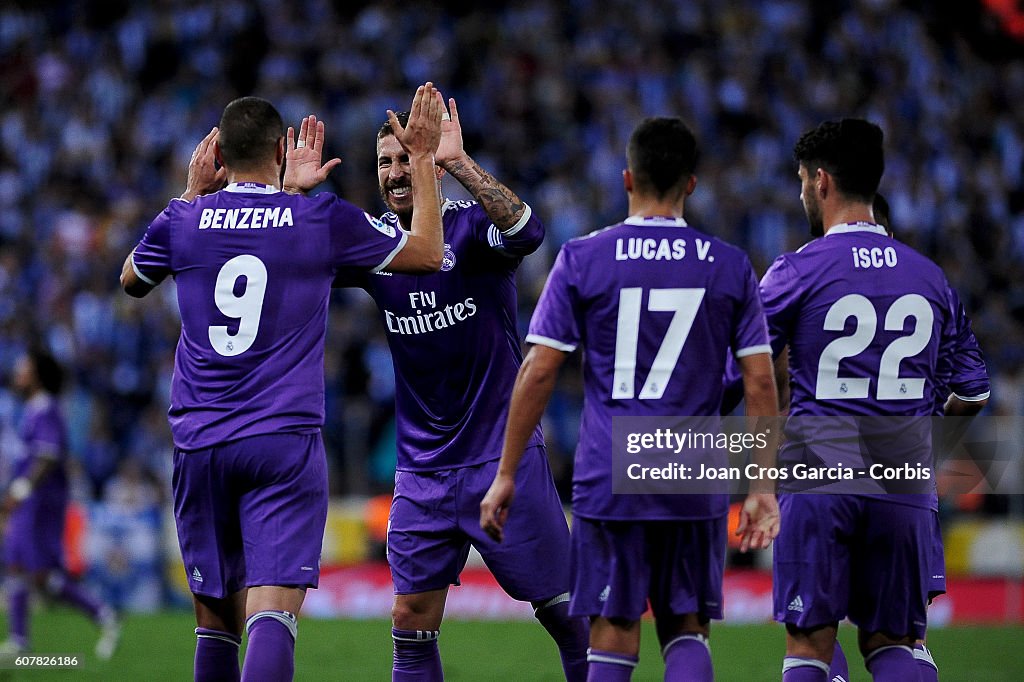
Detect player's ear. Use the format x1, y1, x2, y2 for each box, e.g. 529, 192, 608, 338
816, 167, 829, 198
685, 174, 697, 196
214, 142, 224, 166
276, 136, 286, 166
623, 169, 633, 194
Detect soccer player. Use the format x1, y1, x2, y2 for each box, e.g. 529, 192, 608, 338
329, 95, 588, 681
0, 349, 121, 660
480, 117, 781, 681
761, 119, 980, 681
822, 193, 991, 682
120, 85, 445, 681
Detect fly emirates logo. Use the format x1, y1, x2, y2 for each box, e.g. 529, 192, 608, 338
384, 290, 477, 335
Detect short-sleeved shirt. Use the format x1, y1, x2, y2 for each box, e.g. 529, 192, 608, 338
337, 200, 545, 471
132, 182, 408, 451
13, 393, 67, 501
528, 216, 771, 520
759, 223, 968, 506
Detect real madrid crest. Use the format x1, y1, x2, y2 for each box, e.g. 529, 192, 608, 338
441, 243, 456, 271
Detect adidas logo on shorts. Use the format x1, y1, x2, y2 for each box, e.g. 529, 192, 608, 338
192, 567, 204, 584
598, 586, 610, 603
787, 595, 804, 613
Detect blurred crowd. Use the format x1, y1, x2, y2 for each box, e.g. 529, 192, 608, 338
0, 0, 1021, 505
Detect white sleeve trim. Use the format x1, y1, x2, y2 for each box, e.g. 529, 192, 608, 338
371, 231, 410, 273
499, 203, 532, 237
525, 334, 576, 352
131, 255, 159, 286
952, 390, 990, 402
734, 344, 772, 358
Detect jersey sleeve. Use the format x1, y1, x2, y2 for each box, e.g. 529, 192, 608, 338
326, 195, 409, 272
758, 253, 803, 358
943, 286, 991, 402
731, 255, 772, 358
525, 244, 579, 352
469, 202, 545, 259
26, 411, 62, 462
131, 203, 176, 285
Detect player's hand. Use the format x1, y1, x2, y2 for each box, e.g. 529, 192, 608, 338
181, 127, 226, 201
283, 115, 342, 194
434, 96, 467, 169
480, 474, 515, 543
387, 83, 443, 159
735, 492, 780, 552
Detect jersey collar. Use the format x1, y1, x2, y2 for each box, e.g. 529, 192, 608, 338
623, 215, 688, 227
825, 221, 887, 237
223, 182, 281, 194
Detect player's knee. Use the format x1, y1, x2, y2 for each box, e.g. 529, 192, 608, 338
858, 629, 915, 656
391, 596, 443, 631
785, 622, 837, 660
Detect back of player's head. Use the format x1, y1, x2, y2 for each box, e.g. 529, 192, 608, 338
29, 348, 64, 395
793, 118, 884, 203
873, 192, 891, 232
218, 97, 284, 170
627, 117, 699, 199
378, 112, 410, 140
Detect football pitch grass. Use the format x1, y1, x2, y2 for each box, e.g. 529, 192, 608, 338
1, 608, 1021, 680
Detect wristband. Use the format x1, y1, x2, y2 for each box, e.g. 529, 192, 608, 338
8, 477, 32, 503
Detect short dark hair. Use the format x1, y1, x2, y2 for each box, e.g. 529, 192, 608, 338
218, 96, 284, 169
627, 117, 699, 199
29, 348, 64, 395
378, 112, 410, 140
873, 192, 891, 230
793, 119, 884, 202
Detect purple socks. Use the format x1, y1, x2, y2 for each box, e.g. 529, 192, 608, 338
535, 595, 589, 682
392, 627, 442, 681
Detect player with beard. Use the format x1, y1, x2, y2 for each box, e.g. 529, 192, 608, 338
330, 96, 588, 681
759, 119, 979, 681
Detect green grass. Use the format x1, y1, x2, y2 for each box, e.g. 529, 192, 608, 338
1, 608, 1021, 680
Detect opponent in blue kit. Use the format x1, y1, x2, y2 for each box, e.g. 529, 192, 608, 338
481, 117, 781, 681
122, 86, 445, 681
331, 95, 588, 681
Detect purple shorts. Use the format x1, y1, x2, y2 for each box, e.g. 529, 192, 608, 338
172, 431, 328, 599
773, 494, 930, 640
4, 493, 66, 572
388, 446, 570, 602
569, 515, 726, 622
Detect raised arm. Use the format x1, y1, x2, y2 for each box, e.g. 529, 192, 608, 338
435, 96, 542, 257
381, 83, 445, 274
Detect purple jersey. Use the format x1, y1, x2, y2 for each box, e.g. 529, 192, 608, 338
760, 223, 967, 506
934, 289, 990, 412
132, 183, 408, 451
13, 394, 67, 500
338, 200, 545, 471
528, 217, 771, 520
